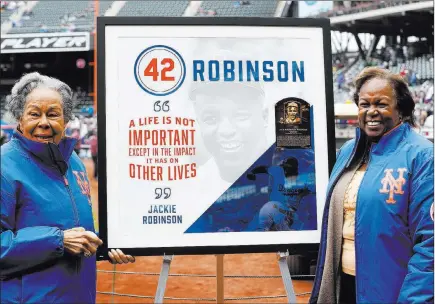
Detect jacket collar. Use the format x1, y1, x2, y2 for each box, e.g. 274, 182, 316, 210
12, 130, 78, 175
347, 123, 408, 168
359, 122, 408, 155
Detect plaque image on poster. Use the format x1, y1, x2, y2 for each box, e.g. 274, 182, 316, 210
275, 97, 312, 149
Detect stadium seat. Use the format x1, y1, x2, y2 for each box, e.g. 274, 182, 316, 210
1, 6, 16, 22
7, 1, 113, 34
198, 1, 278, 17
117, 1, 188, 17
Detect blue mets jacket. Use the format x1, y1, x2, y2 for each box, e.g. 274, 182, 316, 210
311, 123, 434, 303
1, 131, 96, 303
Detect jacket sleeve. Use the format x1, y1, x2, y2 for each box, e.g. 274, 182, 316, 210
0, 173, 64, 278
398, 151, 434, 303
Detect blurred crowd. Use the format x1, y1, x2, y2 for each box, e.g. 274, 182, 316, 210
0, 0, 26, 12
66, 114, 99, 179
332, 39, 434, 129
413, 81, 434, 128
197, 1, 251, 16
1, 0, 34, 28
3, 1, 97, 32
335, 73, 433, 129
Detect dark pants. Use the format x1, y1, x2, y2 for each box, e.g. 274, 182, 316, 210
341, 272, 356, 304
92, 155, 98, 178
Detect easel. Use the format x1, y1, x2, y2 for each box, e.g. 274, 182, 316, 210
153, 251, 297, 304
154, 254, 174, 303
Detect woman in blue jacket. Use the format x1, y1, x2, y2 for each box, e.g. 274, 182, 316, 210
1, 72, 135, 303
310, 67, 433, 303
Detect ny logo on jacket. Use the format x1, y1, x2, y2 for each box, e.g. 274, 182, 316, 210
379, 168, 407, 204
73, 171, 91, 196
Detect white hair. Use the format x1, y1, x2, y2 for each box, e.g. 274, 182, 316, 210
6, 72, 75, 124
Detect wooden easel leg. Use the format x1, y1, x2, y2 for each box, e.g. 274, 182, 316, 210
216, 254, 224, 304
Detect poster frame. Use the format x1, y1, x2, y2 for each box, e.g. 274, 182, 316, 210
96, 16, 336, 258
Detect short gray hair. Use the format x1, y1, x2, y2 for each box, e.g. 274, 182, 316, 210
6, 72, 75, 124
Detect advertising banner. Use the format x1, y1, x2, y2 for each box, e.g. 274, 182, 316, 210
98, 17, 335, 256
0, 32, 90, 53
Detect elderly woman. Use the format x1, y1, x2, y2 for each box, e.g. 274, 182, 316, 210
310, 67, 434, 303
1, 72, 134, 303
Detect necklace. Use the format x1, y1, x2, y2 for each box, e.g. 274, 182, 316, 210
362, 152, 369, 164
362, 144, 372, 164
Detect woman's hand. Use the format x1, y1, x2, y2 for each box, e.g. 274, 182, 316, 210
63, 227, 103, 257
108, 249, 135, 264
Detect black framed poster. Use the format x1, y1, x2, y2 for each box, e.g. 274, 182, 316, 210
97, 17, 335, 257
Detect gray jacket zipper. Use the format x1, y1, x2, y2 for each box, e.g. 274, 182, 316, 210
63, 176, 80, 226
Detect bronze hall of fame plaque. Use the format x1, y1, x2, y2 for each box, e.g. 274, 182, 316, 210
275, 97, 312, 149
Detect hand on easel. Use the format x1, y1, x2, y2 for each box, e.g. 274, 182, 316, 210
108, 249, 136, 264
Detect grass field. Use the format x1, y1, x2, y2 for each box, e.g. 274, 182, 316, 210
84, 159, 313, 303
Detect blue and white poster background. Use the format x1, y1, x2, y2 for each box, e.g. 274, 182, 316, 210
104, 25, 329, 249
